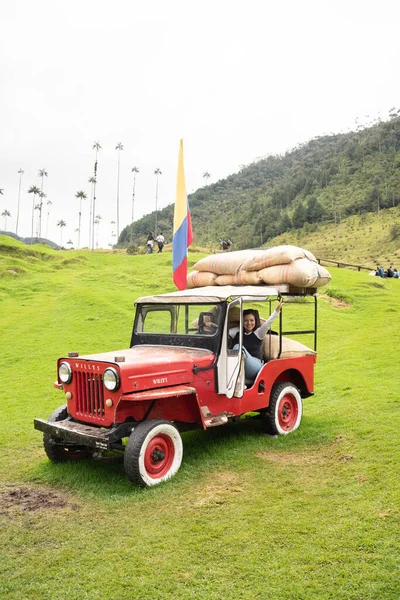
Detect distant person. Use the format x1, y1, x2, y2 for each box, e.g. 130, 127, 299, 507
156, 232, 165, 253
146, 232, 154, 254
386, 265, 394, 278
219, 238, 232, 251
376, 266, 385, 277
393, 269, 399, 278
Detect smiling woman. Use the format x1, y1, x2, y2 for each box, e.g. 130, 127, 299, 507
231, 300, 283, 380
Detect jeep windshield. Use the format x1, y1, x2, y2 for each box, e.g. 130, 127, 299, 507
130, 302, 225, 351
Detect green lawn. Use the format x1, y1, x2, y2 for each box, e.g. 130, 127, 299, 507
0, 238, 399, 599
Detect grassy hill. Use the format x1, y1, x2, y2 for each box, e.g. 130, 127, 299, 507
119, 113, 400, 252
268, 205, 400, 269
0, 236, 399, 599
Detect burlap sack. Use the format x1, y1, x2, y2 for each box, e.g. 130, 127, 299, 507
186, 271, 218, 289
263, 335, 317, 360
241, 245, 317, 272
216, 270, 262, 286
193, 249, 265, 275
258, 259, 331, 288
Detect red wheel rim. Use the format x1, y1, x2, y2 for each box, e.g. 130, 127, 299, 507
144, 434, 175, 478
277, 393, 299, 431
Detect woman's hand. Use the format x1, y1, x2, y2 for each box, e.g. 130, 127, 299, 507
276, 299, 284, 312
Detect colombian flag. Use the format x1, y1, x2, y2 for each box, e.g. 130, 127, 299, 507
173, 139, 193, 290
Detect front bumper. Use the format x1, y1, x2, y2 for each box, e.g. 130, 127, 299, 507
34, 418, 135, 451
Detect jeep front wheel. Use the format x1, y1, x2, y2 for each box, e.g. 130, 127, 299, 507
263, 382, 302, 435
124, 419, 183, 487
43, 405, 91, 462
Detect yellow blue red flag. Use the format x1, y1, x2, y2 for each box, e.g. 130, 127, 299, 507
173, 139, 193, 290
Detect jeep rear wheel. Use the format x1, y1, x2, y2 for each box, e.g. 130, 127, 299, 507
124, 419, 183, 487
43, 405, 90, 462
263, 382, 302, 435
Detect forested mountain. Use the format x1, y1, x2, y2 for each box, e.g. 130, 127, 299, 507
118, 111, 400, 250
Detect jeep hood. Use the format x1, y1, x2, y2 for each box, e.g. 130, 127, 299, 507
71, 345, 215, 391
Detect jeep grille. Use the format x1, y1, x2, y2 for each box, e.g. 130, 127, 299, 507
75, 371, 105, 419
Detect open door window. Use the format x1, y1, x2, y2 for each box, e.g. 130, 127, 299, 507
217, 298, 243, 398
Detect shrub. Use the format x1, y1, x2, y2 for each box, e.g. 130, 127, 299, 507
388, 223, 400, 241
126, 244, 139, 255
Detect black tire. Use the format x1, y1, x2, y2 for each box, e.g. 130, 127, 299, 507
124, 419, 183, 487
43, 405, 90, 462
262, 382, 302, 435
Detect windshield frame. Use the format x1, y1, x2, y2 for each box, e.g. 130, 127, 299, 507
130, 302, 226, 353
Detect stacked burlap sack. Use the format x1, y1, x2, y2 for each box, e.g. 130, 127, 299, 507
187, 245, 331, 289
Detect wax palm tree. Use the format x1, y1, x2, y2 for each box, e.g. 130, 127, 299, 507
0, 189, 3, 195
88, 175, 96, 248
75, 190, 87, 248
38, 168, 48, 238
28, 185, 40, 243
34, 202, 41, 232
16, 168, 24, 236
57, 220, 67, 247
154, 168, 162, 235
92, 142, 102, 251
115, 143, 124, 239
203, 171, 211, 186
2, 209, 11, 230
130, 166, 139, 244
45, 199, 52, 238
37, 192, 46, 238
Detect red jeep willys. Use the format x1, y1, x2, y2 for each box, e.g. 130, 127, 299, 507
34, 284, 317, 487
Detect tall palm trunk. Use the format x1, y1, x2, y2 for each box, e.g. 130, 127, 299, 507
117, 153, 121, 239
38, 184, 43, 238
92, 160, 98, 251
78, 200, 82, 248
155, 176, 159, 236
88, 178, 95, 249
31, 193, 36, 242
115, 143, 124, 242
91, 143, 102, 251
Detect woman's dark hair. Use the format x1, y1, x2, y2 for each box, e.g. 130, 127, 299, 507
243, 309, 261, 330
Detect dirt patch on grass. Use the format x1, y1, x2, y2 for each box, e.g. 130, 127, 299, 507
322, 295, 352, 309
255, 450, 328, 466
0, 485, 77, 513
256, 436, 355, 469
192, 471, 246, 507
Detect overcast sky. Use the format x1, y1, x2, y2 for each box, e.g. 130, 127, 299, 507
1, 0, 399, 248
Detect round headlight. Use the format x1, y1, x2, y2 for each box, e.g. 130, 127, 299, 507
103, 367, 120, 391
59, 361, 72, 384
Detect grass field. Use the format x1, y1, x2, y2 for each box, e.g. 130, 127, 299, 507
0, 236, 399, 599
273, 205, 400, 269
